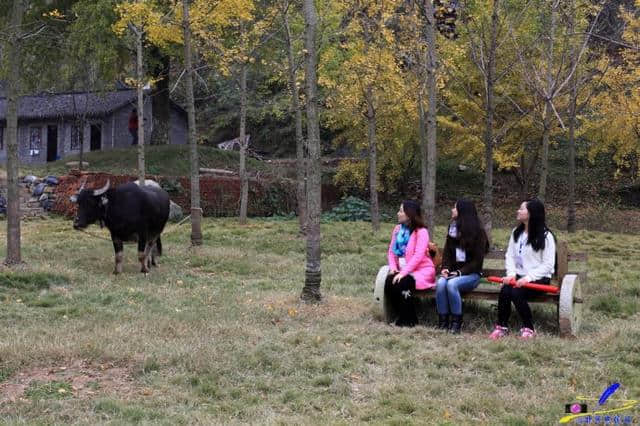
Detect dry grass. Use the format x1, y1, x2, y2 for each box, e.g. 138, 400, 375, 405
0, 217, 638, 424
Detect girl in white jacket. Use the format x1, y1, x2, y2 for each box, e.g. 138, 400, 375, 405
489, 199, 556, 340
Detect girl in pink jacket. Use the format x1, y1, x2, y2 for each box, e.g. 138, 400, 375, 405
385, 200, 436, 327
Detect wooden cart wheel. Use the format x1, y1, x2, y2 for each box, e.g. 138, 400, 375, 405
558, 274, 583, 338
373, 266, 395, 323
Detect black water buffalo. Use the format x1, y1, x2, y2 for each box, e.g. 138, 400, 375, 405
71, 179, 170, 274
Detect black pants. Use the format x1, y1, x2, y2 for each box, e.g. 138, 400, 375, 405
130, 128, 138, 145
497, 275, 551, 330
384, 273, 418, 327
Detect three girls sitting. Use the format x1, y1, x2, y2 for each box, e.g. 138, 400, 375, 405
385, 198, 555, 338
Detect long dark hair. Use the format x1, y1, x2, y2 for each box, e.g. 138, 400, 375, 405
454, 199, 488, 253
513, 199, 550, 251
402, 200, 425, 232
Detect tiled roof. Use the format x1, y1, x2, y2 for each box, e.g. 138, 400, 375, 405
0, 89, 138, 120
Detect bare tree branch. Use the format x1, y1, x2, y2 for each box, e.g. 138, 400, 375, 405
170, 68, 186, 94
20, 24, 46, 40
552, 5, 604, 96
572, 32, 639, 52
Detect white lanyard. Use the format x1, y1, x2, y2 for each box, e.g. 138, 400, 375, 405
515, 233, 526, 270
518, 236, 526, 255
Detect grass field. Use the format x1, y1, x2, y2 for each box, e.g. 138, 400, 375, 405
0, 217, 639, 424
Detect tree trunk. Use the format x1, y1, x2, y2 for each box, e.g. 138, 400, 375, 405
519, 155, 528, 199
538, 1, 557, 202
301, 0, 322, 303
512, 165, 527, 200
418, 92, 427, 207
239, 63, 249, 224
567, 0, 578, 233
150, 46, 171, 145
566, 90, 577, 232
183, 0, 202, 245
136, 26, 145, 186
71, 94, 85, 172
424, 0, 438, 233
284, 10, 307, 234
365, 86, 380, 232
539, 103, 552, 202
4, 0, 24, 266
79, 118, 85, 172
522, 139, 542, 198
482, 0, 499, 242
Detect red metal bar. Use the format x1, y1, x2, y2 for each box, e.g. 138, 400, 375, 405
485, 276, 559, 294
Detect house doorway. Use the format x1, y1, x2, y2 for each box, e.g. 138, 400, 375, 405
46, 125, 58, 162
90, 124, 102, 151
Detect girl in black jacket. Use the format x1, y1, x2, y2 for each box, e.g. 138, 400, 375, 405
436, 199, 489, 333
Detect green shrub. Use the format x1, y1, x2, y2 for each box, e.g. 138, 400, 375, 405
262, 185, 295, 216
323, 196, 372, 222
159, 178, 184, 194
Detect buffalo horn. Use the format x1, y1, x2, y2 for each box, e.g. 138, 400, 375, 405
93, 179, 110, 196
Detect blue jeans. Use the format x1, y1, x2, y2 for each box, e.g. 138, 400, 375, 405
436, 273, 481, 315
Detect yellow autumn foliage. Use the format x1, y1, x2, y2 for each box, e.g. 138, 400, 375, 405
321, 0, 426, 193
584, 7, 640, 172
113, 1, 182, 47
190, 0, 275, 77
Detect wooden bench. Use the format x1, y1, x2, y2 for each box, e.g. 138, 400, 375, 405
373, 241, 587, 337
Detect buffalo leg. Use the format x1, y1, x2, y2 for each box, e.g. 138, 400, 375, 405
145, 241, 154, 270
112, 238, 124, 275
155, 236, 163, 256
138, 236, 150, 273
151, 243, 158, 267
151, 236, 162, 267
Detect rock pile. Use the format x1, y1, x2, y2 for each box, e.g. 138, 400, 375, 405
23, 175, 59, 213
0, 175, 59, 219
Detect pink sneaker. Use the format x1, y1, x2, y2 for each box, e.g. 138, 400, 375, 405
489, 325, 508, 340
519, 328, 536, 340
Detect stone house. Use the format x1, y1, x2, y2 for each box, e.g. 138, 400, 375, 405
0, 89, 188, 164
